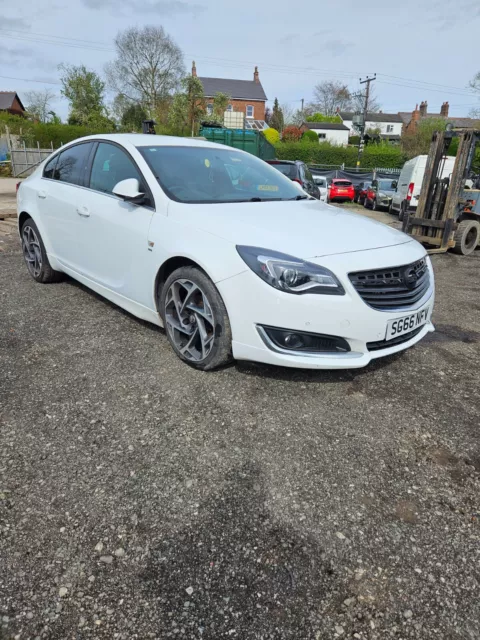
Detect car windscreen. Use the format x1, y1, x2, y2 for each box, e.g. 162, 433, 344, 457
334, 181, 352, 187
313, 177, 326, 186
378, 180, 395, 190
138, 146, 302, 203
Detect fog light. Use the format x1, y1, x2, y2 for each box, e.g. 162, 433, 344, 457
259, 326, 350, 354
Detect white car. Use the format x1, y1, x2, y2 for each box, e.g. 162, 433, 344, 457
313, 175, 328, 201
17, 134, 435, 370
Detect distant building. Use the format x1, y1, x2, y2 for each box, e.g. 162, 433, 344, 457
194, 62, 268, 129
0, 91, 26, 116
400, 101, 480, 133
339, 111, 403, 142
300, 122, 350, 146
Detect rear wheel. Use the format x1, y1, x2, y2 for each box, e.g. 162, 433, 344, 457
452, 220, 480, 256
399, 201, 407, 222
372, 198, 378, 211
363, 198, 370, 209
160, 266, 233, 370
21, 218, 63, 283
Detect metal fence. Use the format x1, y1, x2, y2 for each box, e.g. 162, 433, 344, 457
308, 163, 401, 184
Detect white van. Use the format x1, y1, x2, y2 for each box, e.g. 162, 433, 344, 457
391, 155, 456, 219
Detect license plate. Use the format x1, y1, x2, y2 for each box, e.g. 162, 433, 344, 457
386, 305, 431, 340
338, 189, 347, 194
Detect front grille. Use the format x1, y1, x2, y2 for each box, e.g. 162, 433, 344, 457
349, 258, 430, 310
367, 327, 423, 352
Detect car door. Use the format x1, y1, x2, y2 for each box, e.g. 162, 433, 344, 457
303, 165, 319, 198
74, 141, 156, 307
38, 142, 94, 266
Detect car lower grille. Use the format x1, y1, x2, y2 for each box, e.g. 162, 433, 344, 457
349, 258, 430, 310
367, 327, 423, 351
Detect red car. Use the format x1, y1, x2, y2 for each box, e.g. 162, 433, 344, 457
327, 179, 355, 203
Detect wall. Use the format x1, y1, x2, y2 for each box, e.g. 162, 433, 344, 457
314, 129, 349, 146
206, 98, 265, 121
342, 118, 403, 136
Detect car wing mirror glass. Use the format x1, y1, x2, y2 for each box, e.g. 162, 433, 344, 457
112, 178, 145, 204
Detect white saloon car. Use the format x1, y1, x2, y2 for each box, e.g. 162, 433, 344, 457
17, 134, 435, 370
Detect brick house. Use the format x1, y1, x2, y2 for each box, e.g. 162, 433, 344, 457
0, 91, 26, 116
193, 62, 267, 126
400, 101, 480, 133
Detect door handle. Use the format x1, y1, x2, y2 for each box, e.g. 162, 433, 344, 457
38, 190, 47, 199
76, 206, 90, 218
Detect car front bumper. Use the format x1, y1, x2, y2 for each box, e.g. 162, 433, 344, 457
217, 243, 435, 369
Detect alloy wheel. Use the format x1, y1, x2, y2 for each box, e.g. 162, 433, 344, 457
164, 279, 215, 362
22, 225, 42, 278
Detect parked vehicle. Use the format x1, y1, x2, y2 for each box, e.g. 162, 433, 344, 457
17, 134, 435, 371
354, 181, 372, 205
327, 179, 355, 203
391, 155, 456, 220
312, 174, 328, 201
266, 160, 320, 199
364, 179, 398, 211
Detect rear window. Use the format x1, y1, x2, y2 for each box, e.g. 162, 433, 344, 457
334, 180, 352, 187
378, 180, 396, 190
268, 163, 297, 179
314, 177, 326, 186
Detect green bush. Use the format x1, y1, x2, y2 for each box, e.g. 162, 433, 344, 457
0, 113, 115, 149
302, 129, 319, 142
348, 135, 360, 145
274, 140, 406, 169
263, 127, 280, 145
306, 113, 342, 123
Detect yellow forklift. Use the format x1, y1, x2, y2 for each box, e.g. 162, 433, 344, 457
402, 127, 480, 255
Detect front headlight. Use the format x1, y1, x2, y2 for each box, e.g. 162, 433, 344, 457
236, 246, 345, 295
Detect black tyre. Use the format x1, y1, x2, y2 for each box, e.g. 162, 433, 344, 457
20, 218, 63, 283
363, 198, 370, 209
399, 201, 407, 222
388, 201, 394, 214
452, 220, 480, 256
372, 198, 378, 211
160, 266, 233, 370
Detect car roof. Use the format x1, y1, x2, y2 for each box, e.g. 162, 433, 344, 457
332, 178, 352, 182
66, 133, 233, 151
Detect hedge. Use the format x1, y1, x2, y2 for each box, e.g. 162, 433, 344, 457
0, 113, 114, 149
274, 141, 406, 169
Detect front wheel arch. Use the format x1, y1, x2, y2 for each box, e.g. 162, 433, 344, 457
154, 256, 208, 313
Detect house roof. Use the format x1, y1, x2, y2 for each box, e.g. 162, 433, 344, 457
340, 111, 403, 123
0, 91, 25, 111
198, 77, 267, 101
304, 122, 350, 131
398, 112, 480, 128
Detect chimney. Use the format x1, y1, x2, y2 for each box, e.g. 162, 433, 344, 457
440, 101, 449, 117
419, 100, 427, 117
411, 103, 420, 123
254, 66, 259, 83
192, 61, 197, 77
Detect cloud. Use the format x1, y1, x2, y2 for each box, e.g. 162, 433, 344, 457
1, 16, 30, 29
277, 33, 298, 46
82, 0, 205, 15
0, 44, 58, 74
306, 39, 354, 58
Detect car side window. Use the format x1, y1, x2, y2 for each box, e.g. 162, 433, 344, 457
55, 143, 92, 186
89, 142, 144, 196
43, 155, 59, 180
304, 167, 314, 182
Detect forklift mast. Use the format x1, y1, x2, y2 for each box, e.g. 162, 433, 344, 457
402, 128, 480, 254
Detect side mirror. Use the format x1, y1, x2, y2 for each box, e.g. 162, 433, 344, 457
112, 178, 145, 204
392, 180, 398, 189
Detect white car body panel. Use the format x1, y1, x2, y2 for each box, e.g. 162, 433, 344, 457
392, 155, 455, 212
17, 133, 435, 369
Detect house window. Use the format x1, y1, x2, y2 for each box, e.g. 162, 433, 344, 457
386, 124, 394, 133
318, 133, 326, 139
206, 103, 213, 116
246, 105, 254, 119
226, 104, 233, 112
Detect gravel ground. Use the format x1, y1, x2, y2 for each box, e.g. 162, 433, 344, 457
1, 231, 479, 640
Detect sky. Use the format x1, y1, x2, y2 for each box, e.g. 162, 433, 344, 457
1, 0, 480, 121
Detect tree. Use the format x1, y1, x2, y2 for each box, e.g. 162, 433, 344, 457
122, 103, 148, 130
263, 128, 280, 144
264, 106, 272, 125
270, 98, 284, 131
311, 80, 352, 116
469, 71, 480, 118
25, 89, 56, 123
59, 64, 107, 125
401, 118, 447, 158
106, 26, 185, 117
213, 92, 230, 123
282, 126, 302, 142
302, 129, 319, 142
306, 112, 342, 123
351, 86, 381, 114
169, 75, 205, 136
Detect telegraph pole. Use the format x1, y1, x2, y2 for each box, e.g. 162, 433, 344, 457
356, 74, 376, 167
301, 98, 304, 120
